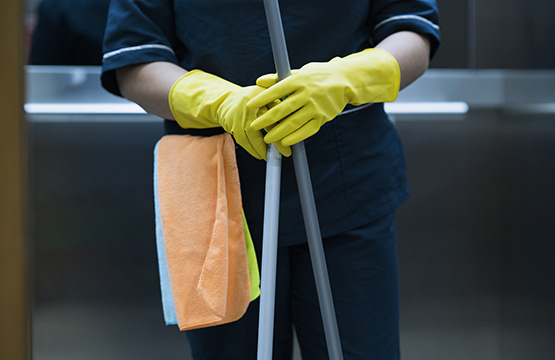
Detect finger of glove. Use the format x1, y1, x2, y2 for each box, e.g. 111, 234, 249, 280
218, 85, 265, 130
250, 94, 307, 131
247, 130, 270, 160
266, 99, 281, 109
262, 106, 314, 144
275, 142, 292, 157
264, 123, 292, 157
256, 70, 299, 89
280, 120, 322, 147
247, 77, 301, 111
234, 130, 266, 160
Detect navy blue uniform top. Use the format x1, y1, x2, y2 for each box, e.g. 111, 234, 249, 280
101, 0, 440, 247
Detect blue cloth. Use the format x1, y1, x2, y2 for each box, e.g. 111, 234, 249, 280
153, 141, 178, 325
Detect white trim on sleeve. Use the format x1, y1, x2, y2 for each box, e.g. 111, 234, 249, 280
103, 44, 175, 60
374, 15, 440, 32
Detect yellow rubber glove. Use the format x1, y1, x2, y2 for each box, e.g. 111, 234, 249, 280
169, 69, 291, 159
247, 48, 400, 147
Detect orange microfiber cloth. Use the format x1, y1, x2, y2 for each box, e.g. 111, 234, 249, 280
155, 133, 256, 331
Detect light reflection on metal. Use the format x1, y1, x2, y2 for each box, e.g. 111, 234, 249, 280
385, 102, 469, 114
25, 102, 145, 114
25, 101, 470, 115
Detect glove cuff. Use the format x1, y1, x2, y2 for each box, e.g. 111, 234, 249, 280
342, 48, 401, 105
169, 70, 237, 129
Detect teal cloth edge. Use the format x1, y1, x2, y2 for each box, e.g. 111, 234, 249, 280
153, 140, 178, 326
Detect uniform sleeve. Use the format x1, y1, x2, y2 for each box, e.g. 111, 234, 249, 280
101, 0, 179, 96
369, 0, 440, 58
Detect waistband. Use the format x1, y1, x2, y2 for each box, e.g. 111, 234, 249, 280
164, 103, 377, 136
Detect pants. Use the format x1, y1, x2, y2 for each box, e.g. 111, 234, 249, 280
186, 211, 400, 360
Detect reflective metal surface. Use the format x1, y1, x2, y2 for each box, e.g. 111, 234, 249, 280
27, 67, 555, 360
25, 65, 555, 124
396, 109, 555, 360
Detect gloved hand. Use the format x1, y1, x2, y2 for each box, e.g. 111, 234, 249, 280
247, 48, 401, 147
169, 69, 291, 159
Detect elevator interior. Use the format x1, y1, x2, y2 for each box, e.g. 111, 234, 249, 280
26, 66, 555, 360
24, 0, 555, 358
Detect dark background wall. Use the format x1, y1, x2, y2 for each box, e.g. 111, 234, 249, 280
431, 0, 555, 69
473, 0, 555, 68
25, 0, 555, 69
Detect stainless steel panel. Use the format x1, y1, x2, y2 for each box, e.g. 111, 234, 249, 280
432, 0, 470, 69
475, 0, 555, 69
396, 110, 555, 360
25, 66, 555, 121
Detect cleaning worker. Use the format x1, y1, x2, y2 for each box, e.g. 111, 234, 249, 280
101, 0, 440, 359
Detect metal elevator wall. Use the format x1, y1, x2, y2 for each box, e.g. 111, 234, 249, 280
427, 0, 555, 69
26, 68, 555, 360
24, 0, 555, 357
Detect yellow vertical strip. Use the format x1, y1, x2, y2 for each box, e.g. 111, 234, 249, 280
0, 0, 29, 359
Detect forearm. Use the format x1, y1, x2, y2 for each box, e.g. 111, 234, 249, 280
376, 31, 431, 90
116, 61, 188, 120
114, 32, 430, 119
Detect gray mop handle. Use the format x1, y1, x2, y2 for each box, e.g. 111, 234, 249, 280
257, 144, 281, 360
257, 0, 289, 359
292, 142, 344, 360
260, 0, 344, 359
261, 0, 291, 80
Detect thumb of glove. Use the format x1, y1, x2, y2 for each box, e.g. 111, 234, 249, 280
255, 73, 279, 88
256, 70, 299, 88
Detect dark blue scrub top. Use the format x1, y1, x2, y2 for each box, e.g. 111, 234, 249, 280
101, 0, 440, 246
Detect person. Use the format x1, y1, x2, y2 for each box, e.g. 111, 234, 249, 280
29, 0, 111, 65
101, 0, 440, 359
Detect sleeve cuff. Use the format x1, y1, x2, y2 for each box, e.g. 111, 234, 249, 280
101, 44, 178, 96
372, 15, 441, 58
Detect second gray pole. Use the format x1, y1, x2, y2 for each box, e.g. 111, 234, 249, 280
258, 0, 344, 359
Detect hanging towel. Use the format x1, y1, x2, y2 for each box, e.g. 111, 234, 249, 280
153, 133, 258, 331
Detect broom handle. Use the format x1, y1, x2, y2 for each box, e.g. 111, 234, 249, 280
257, 0, 289, 358
258, 0, 343, 359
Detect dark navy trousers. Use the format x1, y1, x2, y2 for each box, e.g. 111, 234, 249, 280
186, 212, 400, 360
